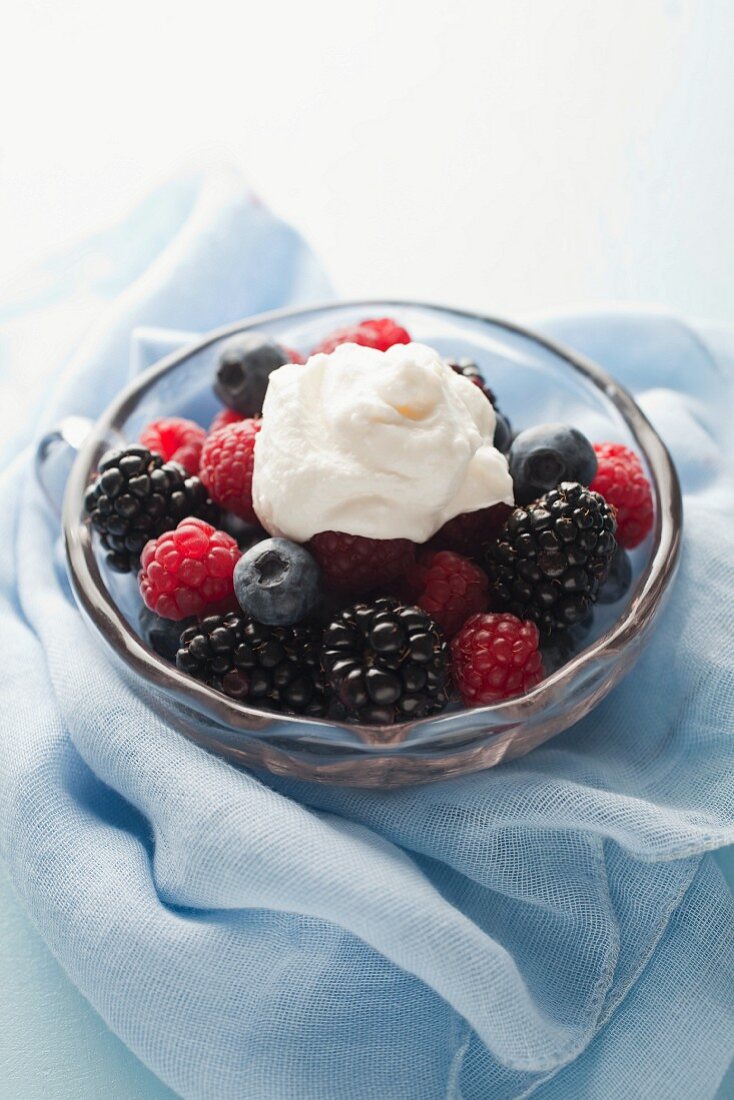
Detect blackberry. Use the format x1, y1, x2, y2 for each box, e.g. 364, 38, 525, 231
485, 482, 617, 634
176, 612, 327, 717
448, 359, 512, 452
84, 445, 218, 572
321, 597, 450, 725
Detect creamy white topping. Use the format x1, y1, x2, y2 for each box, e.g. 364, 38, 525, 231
251, 341, 514, 543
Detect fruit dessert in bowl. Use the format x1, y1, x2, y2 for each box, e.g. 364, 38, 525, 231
59, 301, 681, 787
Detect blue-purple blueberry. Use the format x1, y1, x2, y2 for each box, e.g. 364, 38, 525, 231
215, 333, 289, 416
234, 538, 322, 625
509, 423, 597, 504
598, 544, 632, 604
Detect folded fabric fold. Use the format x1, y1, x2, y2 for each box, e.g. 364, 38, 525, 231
1, 170, 732, 1100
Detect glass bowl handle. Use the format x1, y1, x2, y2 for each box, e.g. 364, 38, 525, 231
35, 416, 96, 515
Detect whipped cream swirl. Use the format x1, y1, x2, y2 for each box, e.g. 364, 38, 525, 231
252, 341, 514, 543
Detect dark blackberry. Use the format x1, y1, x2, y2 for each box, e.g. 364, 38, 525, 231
321, 597, 450, 725
84, 445, 218, 572
448, 359, 512, 452
176, 612, 327, 717
485, 482, 617, 634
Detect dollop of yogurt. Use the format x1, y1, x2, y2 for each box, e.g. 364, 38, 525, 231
252, 341, 514, 543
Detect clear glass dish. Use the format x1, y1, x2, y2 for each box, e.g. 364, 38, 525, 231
60, 301, 682, 787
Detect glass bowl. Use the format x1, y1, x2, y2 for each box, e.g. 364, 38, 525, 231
59, 301, 682, 787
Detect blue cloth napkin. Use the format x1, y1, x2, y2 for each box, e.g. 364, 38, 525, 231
1, 168, 733, 1100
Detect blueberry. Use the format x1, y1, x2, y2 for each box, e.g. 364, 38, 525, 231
598, 544, 632, 604
493, 410, 513, 453
234, 538, 322, 625
540, 607, 594, 672
214, 332, 289, 416
138, 607, 194, 662
509, 423, 597, 504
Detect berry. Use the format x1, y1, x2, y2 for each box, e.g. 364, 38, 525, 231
598, 544, 633, 603
448, 358, 497, 403
314, 317, 411, 355
139, 417, 206, 475
492, 411, 513, 455
509, 424, 597, 505
219, 513, 268, 552
451, 613, 544, 706
176, 613, 326, 716
485, 482, 617, 634
430, 503, 512, 557
234, 538, 322, 625
209, 407, 244, 435
539, 608, 594, 673
308, 531, 415, 593
281, 346, 305, 364
139, 518, 241, 621
214, 332, 290, 415
590, 442, 653, 549
138, 606, 194, 662
84, 445, 218, 573
448, 360, 513, 452
199, 419, 261, 523
322, 597, 449, 724
410, 551, 489, 638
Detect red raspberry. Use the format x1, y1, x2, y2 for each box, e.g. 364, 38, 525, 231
209, 407, 244, 435
451, 612, 544, 705
430, 503, 513, 556
590, 442, 653, 549
139, 417, 206, 475
281, 346, 305, 364
314, 317, 411, 355
410, 551, 489, 638
308, 531, 415, 593
199, 419, 261, 523
139, 518, 241, 620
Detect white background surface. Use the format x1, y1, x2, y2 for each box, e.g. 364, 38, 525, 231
2, 0, 734, 323
2, 2, 734, 1097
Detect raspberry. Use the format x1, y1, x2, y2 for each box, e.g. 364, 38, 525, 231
451, 612, 544, 705
308, 531, 415, 593
281, 346, 305, 364
314, 317, 411, 355
590, 443, 653, 549
139, 417, 206, 475
199, 419, 261, 523
139, 518, 241, 620
430, 504, 513, 556
209, 407, 244, 435
410, 551, 489, 638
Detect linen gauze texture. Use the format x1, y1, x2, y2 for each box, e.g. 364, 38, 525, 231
1, 170, 733, 1100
